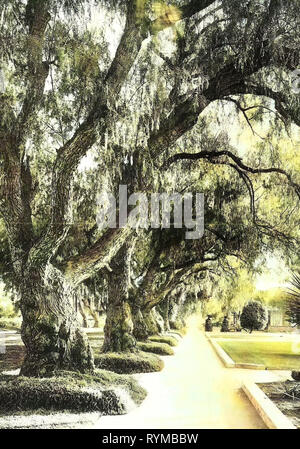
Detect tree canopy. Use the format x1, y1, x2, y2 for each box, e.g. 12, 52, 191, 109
0, 0, 299, 376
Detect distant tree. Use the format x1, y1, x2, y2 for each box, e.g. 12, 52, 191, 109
286, 273, 300, 328
240, 300, 268, 333
286, 273, 300, 381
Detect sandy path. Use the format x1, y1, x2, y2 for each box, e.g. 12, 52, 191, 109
94, 317, 291, 429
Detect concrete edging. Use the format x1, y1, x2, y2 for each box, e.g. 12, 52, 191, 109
206, 335, 235, 368
205, 334, 266, 370
242, 381, 296, 429
235, 362, 265, 370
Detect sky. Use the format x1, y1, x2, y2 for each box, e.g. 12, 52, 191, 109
255, 253, 290, 291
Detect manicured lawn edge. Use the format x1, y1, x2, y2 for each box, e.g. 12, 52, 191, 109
166, 331, 183, 341
205, 334, 266, 370
235, 362, 265, 370
206, 335, 235, 368
242, 382, 296, 429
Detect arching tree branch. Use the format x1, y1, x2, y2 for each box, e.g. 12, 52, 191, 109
164, 148, 300, 200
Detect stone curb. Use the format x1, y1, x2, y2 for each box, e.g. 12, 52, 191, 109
235, 363, 265, 370
242, 381, 296, 429
206, 335, 235, 368
205, 334, 266, 370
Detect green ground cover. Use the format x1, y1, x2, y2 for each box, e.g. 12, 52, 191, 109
218, 338, 300, 370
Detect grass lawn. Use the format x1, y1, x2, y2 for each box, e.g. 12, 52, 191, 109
218, 339, 300, 370
0, 329, 105, 372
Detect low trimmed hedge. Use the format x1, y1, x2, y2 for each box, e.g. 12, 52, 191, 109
0, 369, 147, 415
95, 351, 164, 374
137, 341, 174, 356
148, 335, 178, 347
170, 328, 187, 337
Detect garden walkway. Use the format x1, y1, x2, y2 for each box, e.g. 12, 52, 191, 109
94, 316, 291, 429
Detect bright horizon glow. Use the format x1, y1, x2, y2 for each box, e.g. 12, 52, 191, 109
254, 253, 291, 292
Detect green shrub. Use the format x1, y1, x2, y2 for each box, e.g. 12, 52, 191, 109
240, 301, 268, 333
95, 351, 164, 374
170, 320, 185, 331
0, 297, 15, 318
0, 316, 22, 330
0, 370, 147, 415
0, 290, 20, 331
172, 328, 186, 337
137, 341, 174, 356
148, 335, 178, 347
291, 371, 300, 382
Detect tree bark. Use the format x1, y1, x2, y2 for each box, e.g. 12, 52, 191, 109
102, 299, 136, 352
169, 291, 186, 330
102, 244, 137, 352
19, 264, 94, 377
78, 298, 89, 328
132, 305, 149, 341
158, 297, 170, 331
142, 309, 161, 336
153, 308, 165, 333
91, 310, 101, 328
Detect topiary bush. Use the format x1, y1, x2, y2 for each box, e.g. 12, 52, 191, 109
291, 371, 300, 382
148, 335, 178, 347
240, 300, 268, 333
94, 351, 164, 374
0, 370, 147, 415
137, 341, 174, 356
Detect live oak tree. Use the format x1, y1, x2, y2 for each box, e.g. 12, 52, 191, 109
77, 141, 299, 348
0, 0, 299, 376
121, 155, 298, 342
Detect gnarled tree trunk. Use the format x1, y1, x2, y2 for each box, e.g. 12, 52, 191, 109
19, 264, 94, 377
78, 297, 89, 328
132, 305, 149, 341
169, 290, 186, 330
102, 299, 136, 352
102, 244, 137, 352
91, 309, 101, 328
158, 297, 170, 331
142, 308, 161, 336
